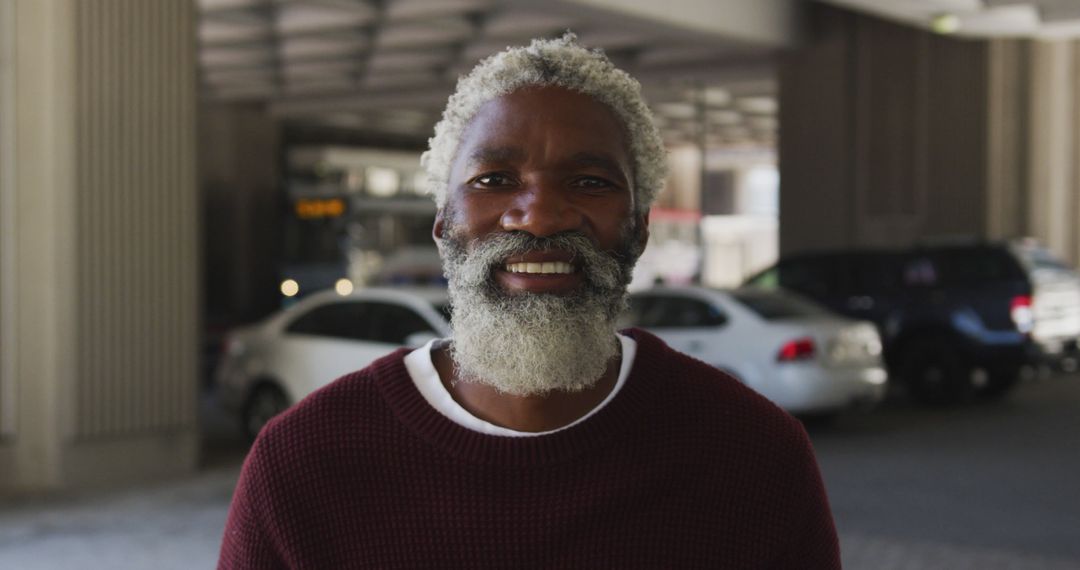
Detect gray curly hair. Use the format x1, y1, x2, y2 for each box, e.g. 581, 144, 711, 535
421, 33, 667, 215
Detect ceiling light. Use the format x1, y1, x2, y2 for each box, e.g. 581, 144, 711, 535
701, 87, 731, 107
736, 97, 777, 115
708, 110, 742, 126
657, 102, 696, 119
930, 13, 960, 35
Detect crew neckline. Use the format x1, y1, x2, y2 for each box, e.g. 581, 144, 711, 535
371, 328, 666, 468
404, 334, 637, 437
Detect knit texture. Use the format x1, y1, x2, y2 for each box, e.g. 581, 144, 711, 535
218, 329, 840, 569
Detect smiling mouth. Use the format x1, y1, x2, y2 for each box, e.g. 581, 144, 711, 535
504, 261, 576, 275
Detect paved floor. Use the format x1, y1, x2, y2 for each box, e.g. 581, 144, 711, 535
2, 375, 1078, 569
814, 372, 1080, 569
0, 466, 238, 570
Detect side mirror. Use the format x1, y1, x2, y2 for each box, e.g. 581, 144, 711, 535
404, 331, 440, 348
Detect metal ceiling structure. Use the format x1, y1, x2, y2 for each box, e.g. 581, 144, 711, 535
197, 0, 1080, 150
197, 0, 783, 149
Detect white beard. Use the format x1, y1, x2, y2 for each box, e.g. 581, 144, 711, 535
440, 229, 639, 396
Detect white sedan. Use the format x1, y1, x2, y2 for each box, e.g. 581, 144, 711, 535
622, 286, 887, 417
216, 287, 451, 439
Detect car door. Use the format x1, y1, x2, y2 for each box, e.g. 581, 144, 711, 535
274, 301, 399, 399
843, 253, 901, 328
630, 293, 731, 361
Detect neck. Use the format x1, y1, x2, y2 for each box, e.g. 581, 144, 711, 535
431, 341, 621, 433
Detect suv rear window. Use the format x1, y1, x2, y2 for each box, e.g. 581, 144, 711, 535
730, 290, 830, 320
904, 248, 1024, 287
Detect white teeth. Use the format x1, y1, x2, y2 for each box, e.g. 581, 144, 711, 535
505, 261, 574, 274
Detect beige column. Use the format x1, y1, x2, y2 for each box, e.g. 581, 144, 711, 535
985, 39, 1029, 242
1026, 41, 1077, 262
0, 0, 198, 493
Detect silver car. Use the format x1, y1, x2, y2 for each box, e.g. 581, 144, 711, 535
216, 287, 451, 439
622, 286, 887, 419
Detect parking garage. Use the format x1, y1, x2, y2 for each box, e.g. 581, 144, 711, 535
2, 1, 1080, 568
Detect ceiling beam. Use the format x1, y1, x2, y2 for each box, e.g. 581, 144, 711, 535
265, 52, 774, 118
268, 81, 456, 116
553, 0, 804, 48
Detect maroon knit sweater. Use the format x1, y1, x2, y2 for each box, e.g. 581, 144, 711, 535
219, 329, 840, 569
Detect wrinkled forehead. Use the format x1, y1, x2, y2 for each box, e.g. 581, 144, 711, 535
451, 85, 635, 176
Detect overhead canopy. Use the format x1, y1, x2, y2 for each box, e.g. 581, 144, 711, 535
198, 0, 791, 149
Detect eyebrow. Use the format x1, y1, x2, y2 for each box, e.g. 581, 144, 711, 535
465, 147, 629, 179
566, 152, 627, 176
467, 146, 526, 167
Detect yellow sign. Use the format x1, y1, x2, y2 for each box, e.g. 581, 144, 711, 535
295, 198, 346, 220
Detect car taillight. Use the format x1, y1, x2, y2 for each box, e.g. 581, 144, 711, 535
1011, 295, 1034, 334
777, 338, 816, 363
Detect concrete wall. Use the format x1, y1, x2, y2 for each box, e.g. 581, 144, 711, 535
780, 4, 989, 253
0, 0, 198, 493
985, 40, 1031, 244
780, 4, 1080, 266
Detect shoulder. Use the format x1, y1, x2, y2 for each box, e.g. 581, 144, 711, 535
623, 328, 811, 456
623, 329, 830, 534
252, 348, 412, 463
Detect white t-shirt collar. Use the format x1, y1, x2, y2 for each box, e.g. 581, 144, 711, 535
403, 334, 637, 437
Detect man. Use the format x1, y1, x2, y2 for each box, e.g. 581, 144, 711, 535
219, 34, 840, 569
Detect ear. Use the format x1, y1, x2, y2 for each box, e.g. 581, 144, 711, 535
432, 209, 446, 247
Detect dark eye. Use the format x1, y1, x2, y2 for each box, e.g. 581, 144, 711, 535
471, 173, 516, 188
572, 176, 616, 190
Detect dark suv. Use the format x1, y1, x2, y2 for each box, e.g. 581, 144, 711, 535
745, 241, 1080, 404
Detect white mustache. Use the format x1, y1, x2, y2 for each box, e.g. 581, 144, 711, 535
452, 231, 625, 293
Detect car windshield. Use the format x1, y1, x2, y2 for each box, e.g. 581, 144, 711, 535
729, 289, 831, 320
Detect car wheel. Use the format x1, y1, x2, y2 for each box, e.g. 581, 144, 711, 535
977, 367, 1021, 400
243, 383, 289, 441
899, 338, 974, 406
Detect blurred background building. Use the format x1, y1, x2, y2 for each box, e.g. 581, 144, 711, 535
4, 0, 1080, 493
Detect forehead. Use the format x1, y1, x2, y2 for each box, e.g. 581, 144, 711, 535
452, 86, 632, 168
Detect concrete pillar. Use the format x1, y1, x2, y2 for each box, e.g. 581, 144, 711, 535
985, 39, 1030, 242
780, 4, 992, 254
1025, 41, 1079, 262
0, 0, 198, 493
199, 103, 282, 324
780, 3, 1080, 267
777, 5, 859, 252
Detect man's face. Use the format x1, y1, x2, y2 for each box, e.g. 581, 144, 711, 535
435, 85, 647, 295
433, 85, 649, 396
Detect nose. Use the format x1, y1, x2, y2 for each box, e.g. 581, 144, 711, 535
499, 183, 585, 238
